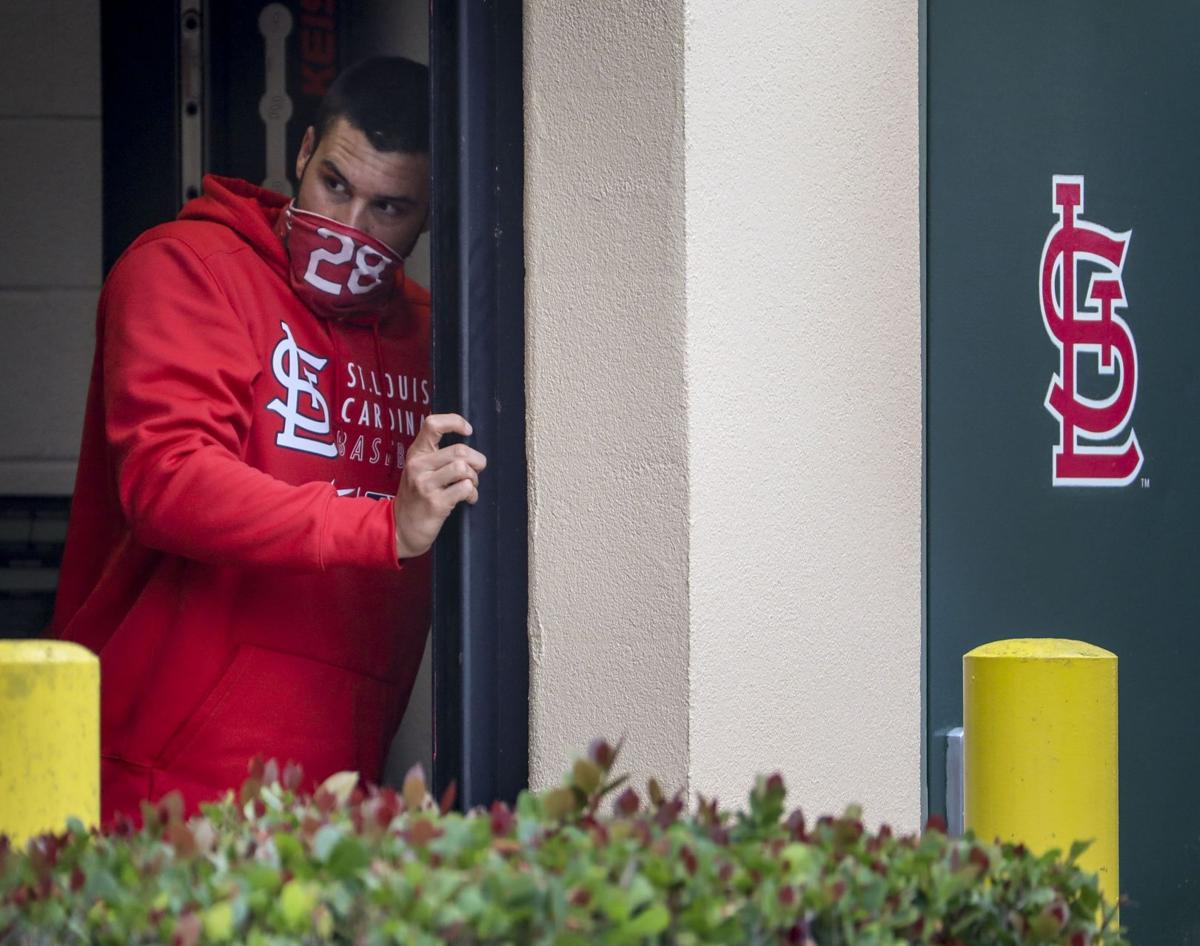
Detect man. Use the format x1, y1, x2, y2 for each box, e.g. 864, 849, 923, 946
51, 57, 484, 821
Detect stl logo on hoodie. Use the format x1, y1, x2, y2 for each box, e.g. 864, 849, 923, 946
266, 321, 337, 457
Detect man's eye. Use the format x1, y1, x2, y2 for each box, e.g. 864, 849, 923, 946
324, 177, 347, 193
374, 201, 401, 217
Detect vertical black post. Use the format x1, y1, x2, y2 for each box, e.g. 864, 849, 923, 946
429, 0, 529, 808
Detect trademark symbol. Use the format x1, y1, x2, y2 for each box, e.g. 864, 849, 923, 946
1140, 477, 1151, 489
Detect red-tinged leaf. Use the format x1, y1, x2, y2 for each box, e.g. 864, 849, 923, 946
239, 778, 263, 806
300, 814, 323, 839
968, 846, 990, 872
283, 761, 304, 791
647, 778, 665, 808
158, 791, 185, 826
682, 846, 698, 876
587, 737, 615, 770
263, 759, 279, 787
375, 789, 400, 827
569, 886, 592, 907
439, 781, 458, 815
616, 787, 640, 816
113, 813, 136, 837
69, 867, 85, 891
654, 797, 683, 828
786, 809, 807, 840
925, 813, 948, 835
1042, 900, 1068, 930
314, 789, 336, 814
696, 794, 721, 827
490, 801, 513, 836
167, 821, 197, 858
172, 911, 202, 946
778, 885, 797, 907
406, 818, 441, 847
247, 755, 266, 781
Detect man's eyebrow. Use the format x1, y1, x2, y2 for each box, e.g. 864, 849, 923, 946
321, 158, 350, 185
320, 158, 416, 206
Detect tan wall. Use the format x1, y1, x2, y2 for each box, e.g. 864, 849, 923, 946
527, 0, 921, 820
684, 0, 923, 826
523, 0, 692, 791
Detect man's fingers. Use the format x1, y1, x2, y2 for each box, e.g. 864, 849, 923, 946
425, 443, 488, 473
410, 413, 473, 454
444, 479, 479, 507
428, 460, 479, 491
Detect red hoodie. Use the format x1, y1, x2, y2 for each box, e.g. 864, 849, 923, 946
52, 176, 432, 821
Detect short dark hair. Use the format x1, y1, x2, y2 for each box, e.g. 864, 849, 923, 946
313, 56, 430, 155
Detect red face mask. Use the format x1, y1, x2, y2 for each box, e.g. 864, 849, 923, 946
278, 202, 402, 319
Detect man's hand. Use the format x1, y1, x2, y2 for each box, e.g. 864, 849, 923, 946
394, 413, 488, 560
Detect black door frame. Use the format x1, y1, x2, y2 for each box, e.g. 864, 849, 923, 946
429, 0, 529, 808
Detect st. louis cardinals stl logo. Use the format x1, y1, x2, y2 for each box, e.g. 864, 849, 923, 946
1040, 175, 1142, 486
266, 321, 337, 457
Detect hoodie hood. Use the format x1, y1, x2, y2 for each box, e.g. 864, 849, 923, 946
179, 174, 291, 280
178, 174, 425, 329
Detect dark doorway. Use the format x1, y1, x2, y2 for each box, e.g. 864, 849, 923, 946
93, 0, 529, 804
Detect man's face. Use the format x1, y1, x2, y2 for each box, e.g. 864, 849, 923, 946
294, 116, 430, 257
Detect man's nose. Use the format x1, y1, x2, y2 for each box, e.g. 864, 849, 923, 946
332, 200, 372, 235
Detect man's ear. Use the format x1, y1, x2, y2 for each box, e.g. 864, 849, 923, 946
295, 126, 316, 182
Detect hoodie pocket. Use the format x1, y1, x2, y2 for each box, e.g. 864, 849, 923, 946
157, 644, 368, 791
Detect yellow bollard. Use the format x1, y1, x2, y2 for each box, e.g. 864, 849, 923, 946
0, 641, 99, 844
964, 638, 1118, 907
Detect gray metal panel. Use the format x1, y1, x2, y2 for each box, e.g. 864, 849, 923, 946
945, 727, 964, 837
926, 3, 1200, 942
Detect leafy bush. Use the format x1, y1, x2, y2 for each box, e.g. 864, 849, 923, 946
0, 740, 1124, 945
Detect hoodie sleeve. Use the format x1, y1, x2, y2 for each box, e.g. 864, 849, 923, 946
102, 236, 401, 572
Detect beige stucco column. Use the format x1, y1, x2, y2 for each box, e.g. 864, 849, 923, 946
525, 0, 922, 828
523, 0, 691, 789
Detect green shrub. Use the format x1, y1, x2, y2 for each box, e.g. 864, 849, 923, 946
0, 740, 1124, 945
